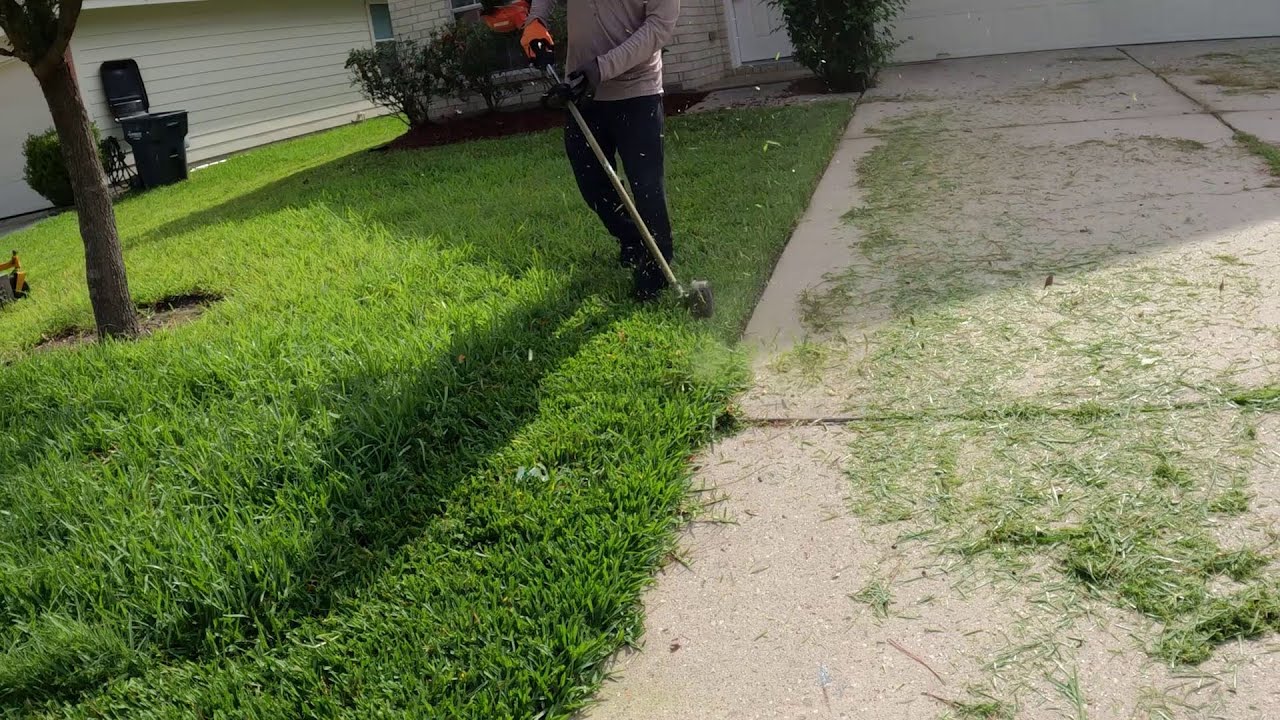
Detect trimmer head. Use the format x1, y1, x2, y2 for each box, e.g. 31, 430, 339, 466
685, 280, 714, 319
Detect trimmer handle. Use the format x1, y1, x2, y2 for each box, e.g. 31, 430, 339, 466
528, 39, 555, 71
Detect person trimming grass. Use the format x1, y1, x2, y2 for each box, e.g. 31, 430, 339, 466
521, 0, 680, 301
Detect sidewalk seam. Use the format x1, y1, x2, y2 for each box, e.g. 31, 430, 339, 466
1118, 46, 1244, 135
845, 110, 1215, 139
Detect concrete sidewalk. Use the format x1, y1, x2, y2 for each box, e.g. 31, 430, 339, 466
588, 39, 1280, 720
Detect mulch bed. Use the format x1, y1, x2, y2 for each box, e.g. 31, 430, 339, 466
34, 292, 222, 351
785, 76, 834, 96
383, 92, 709, 152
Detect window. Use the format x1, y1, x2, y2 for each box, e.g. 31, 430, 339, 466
451, 0, 483, 16
368, 2, 394, 44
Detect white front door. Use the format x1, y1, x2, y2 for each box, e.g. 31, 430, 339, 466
731, 0, 793, 63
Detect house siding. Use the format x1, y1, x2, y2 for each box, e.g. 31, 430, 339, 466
70, 0, 380, 165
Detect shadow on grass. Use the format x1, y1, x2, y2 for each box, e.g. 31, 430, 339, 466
0, 252, 630, 712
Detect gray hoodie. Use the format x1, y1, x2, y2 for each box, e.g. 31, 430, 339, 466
529, 0, 680, 102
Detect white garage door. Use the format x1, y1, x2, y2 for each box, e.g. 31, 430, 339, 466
0, 58, 55, 219
896, 0, 1280, 62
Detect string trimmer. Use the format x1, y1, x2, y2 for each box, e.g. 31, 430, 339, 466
525, 38, 714, 319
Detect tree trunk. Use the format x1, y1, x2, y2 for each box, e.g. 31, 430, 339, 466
35, 53, 140, 339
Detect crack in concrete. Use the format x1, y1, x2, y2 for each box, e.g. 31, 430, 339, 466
1120, 46, 1247, 136
848, 110, 1214, 139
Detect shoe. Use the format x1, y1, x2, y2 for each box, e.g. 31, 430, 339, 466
619, 244, 643, 269
631, 264, 668, 302
621, 242, 675, 269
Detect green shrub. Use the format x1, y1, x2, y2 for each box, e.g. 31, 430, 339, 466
768, 0, 909, 91
433, 20, 521, 112
346, 40, 443, 127
546, 2, 568, 73
22, 126, 107, 207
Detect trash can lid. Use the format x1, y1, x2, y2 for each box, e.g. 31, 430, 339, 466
100, 59, 150, 120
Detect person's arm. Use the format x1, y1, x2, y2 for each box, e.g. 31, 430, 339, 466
595, 0, 679, 83
528, 0, 558, 26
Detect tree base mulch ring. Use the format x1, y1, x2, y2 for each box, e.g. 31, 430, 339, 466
35, 291, 223, 351
382, 92, 709, 152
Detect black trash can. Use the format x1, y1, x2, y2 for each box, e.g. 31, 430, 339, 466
120, 110, 189, 190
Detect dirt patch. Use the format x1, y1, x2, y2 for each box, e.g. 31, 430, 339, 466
139, 290, 222, 314
35, 324, 94, 352
382, 93, 708, 152
35, 291, 222, 351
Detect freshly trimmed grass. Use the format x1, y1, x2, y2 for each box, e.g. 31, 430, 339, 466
817, 108, 1280, 680
845, 405, 1278, 666
0, 102, 852, 717
849, 579, 893, 619
1231, 385, 1280, 408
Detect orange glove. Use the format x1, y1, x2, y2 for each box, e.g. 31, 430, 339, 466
521, 18, 554, 62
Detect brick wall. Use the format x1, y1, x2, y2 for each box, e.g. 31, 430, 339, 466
662, 0, 731, 90
388, 0, 451, 45
386, 0, 735, 118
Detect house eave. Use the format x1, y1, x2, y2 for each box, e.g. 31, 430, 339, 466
84, 0, 210, 9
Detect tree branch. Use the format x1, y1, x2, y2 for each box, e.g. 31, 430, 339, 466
34, 0, 83, 77
0, 0, 29, 43
57, 0, 85, 49
0, 0, 23, 24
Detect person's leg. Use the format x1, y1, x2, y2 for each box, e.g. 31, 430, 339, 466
563, 101, 643, 267
610, 95, 673, 298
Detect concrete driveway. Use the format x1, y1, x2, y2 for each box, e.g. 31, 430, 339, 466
588, 39, 1280, 720
746, 37, 1280, 418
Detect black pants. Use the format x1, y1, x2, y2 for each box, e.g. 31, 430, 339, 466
564, 94, 672, 289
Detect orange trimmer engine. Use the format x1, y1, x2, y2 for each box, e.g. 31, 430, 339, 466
479, 0, 530, 34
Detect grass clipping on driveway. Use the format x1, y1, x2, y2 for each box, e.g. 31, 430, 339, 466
0, 102, 851, 718
819, 111, 1280, 671
848, 405, 1274, 666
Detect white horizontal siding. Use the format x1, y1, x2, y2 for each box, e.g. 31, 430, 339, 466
70, 0, 381, 165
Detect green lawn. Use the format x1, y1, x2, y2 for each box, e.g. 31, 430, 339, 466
0, 102, 850, 718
